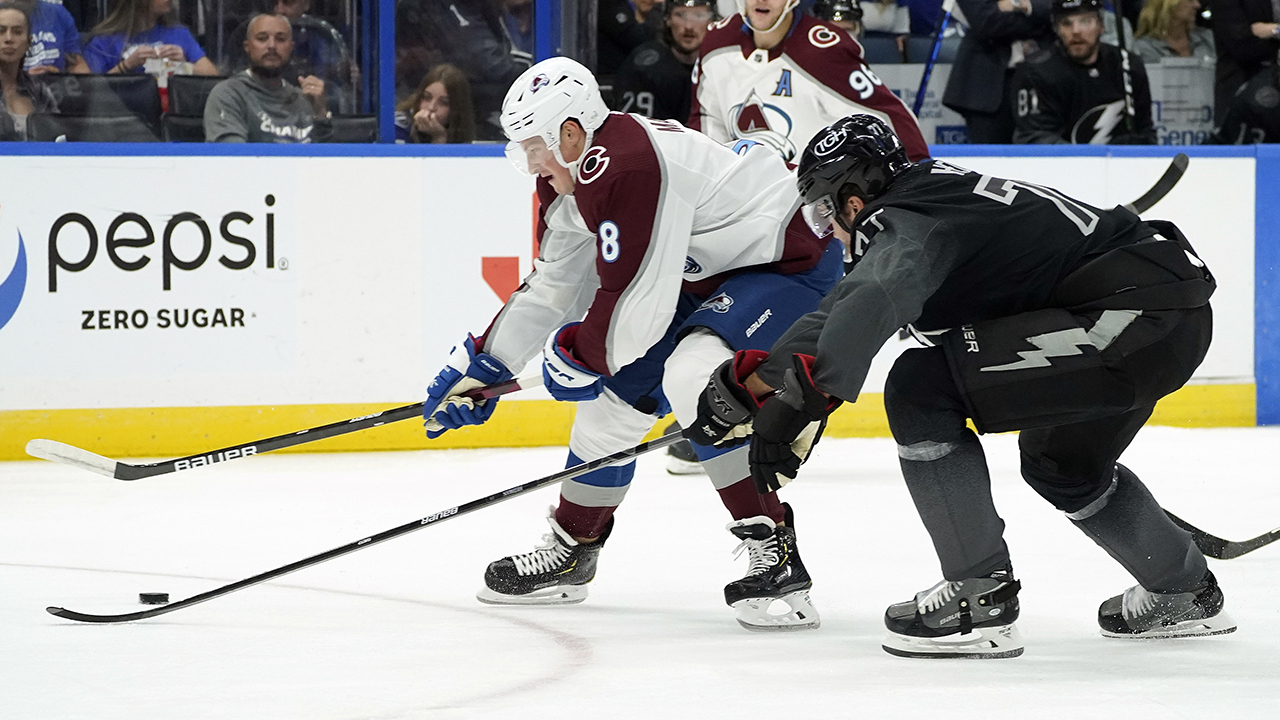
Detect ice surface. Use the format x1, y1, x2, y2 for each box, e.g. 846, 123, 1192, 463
3, 427, 1278, 719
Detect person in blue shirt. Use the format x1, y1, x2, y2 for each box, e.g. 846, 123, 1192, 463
82, 0, 217, 75
16, 0, 89, 73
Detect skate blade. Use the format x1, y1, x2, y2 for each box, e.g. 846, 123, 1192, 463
882, 623, 1025, 659
475, 584, 588, 606
1101, 611, 1237, 639
732, 590, 820, 632
665, 456, 705, 476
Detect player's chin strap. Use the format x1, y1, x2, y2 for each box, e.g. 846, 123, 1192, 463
738, 0, 800, 35
559, 125, 598, 183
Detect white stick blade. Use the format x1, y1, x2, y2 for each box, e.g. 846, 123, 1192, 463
25, 439, 118, 477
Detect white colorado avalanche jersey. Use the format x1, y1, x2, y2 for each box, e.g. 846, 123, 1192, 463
690, 13, 929, 162
477, 112, 830, 376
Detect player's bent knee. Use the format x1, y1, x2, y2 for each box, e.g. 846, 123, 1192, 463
884, 347, 969, 444
663, 329, 734, 427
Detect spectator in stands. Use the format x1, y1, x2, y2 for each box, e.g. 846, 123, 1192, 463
395, 63, 475, 143
1133, 0, 1213, 64
942, 0, 1057, 143
83, 0, 218, 76
613, 0, 713, 120
811, 0, 863, 37
395, 0, 531, 141
1211, 0, 1279, 119
1, 2, 57, 139
598, 0, 665, 76
504, 0, 534, 54
1213, 64, 1280, 142
204, 13, 331, 143
16, 0, 89, 73
224, 0, 358, 113
861, 0, 910, 56
1012, 0, 1156, 143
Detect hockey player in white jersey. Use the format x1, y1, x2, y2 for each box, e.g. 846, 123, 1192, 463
422, 57, 844, 631
689, 0, 930, 162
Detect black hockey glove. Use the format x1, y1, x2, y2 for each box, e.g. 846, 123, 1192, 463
750, 354, 842, 494
687, 350, 770, 447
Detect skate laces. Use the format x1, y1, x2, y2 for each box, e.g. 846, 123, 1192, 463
732, 534, 780, 576
511, 533, 573, 576
1121, 585, 1158, 620
916, 579, 960, 614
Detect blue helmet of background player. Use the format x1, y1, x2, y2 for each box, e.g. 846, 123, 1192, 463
1052, 0, 1102, 19
796, 114, 911, 234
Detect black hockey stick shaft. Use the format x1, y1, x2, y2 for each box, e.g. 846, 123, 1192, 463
27, 374, 539, 481
1123, 152, 1188, 214
1111, 0, 1137, 134
46, 431, 686, 623
1165, 510, 1280, 560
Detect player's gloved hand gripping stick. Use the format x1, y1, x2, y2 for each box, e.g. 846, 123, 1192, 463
424, 334, 515, 438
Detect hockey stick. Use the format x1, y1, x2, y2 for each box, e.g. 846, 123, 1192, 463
1165, 510, 1280, 560
46, 431, 686, 623
26, 373, 542, 481
911, 0, 954, 116
1122, 152, 1188, 214
1111, 0, 1137, 135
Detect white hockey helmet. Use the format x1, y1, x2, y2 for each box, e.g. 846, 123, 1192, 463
501, 57, 610, 179
736, 0, 801, 35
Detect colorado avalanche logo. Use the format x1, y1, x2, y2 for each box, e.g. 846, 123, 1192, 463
808, 25, 841, 48
530, 74, 551, 93
730, 90, 797, 160
700, 293, 734, 314
684, 256, 703, 274
577, 146, 611, 185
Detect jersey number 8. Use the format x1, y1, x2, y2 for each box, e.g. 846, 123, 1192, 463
600, 221, 621, 263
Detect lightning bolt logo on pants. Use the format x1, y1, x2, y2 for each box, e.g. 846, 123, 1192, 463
979, 310, 1142, 372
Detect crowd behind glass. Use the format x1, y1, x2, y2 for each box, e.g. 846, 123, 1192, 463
0, 0, 1276, 143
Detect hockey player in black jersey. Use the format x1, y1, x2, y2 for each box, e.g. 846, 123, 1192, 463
612, 0, 716, 121
689, 114, 1234, 658
1012, 0, 1156, 144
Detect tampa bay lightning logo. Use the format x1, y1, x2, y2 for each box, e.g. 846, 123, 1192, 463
684, 256, 703, 274
700, 293, 733, 314
530, 74, 550, 93
0, 232, 27, 332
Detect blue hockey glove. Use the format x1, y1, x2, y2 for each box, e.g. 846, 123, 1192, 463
424, 335, 513, 439
541, 323, 604, 402
749, 354, 842, 493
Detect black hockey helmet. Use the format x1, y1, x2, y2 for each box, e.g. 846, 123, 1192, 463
1052, 0, 1101, 19
665, 0, 717, 18
812, 0, 863, 24
796, 114, 911, 233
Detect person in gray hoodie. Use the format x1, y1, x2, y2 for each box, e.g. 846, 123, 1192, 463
204, 13, 332, 143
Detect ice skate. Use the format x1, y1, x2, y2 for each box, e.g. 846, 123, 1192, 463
476, 508, 611, 605
723, 503, 819, 631
883, 566, 1024, 659
1098, 570, 1236, 639
663, 421, 705, 475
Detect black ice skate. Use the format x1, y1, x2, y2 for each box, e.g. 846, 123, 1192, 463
724, 503, 819, 631
476, 507, 611, 605
883, 566, 1024, 659
1098, 570, 1236, 639
663, 420, 705, 476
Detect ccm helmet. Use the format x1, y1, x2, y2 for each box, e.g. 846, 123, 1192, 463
796, 114, 910, 233
812, 0, 863, 25
501, 57, 610, 179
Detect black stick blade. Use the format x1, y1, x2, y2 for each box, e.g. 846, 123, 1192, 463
47, 605, 178, 623
1124, 153, 1189, 215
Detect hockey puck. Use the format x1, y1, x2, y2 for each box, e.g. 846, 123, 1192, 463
138, 592, 170, 605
